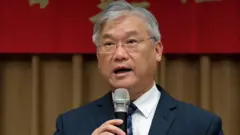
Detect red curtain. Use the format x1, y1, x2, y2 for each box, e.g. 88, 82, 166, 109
0, 0, 239, 54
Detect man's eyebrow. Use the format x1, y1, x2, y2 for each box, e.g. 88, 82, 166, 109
101, 34, 114, 39
101, 30, 140, 39
125, 30, 140, 36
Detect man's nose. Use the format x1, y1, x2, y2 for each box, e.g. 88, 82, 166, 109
113, 45, 129, 61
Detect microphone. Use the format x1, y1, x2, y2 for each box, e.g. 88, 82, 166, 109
113, 88, 130, 134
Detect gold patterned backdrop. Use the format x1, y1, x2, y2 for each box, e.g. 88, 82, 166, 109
0, 54, 239, 135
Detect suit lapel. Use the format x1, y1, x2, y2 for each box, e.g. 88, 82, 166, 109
92, 85, 178, 135
148, 85, 178, 135
93, 92, 115, 127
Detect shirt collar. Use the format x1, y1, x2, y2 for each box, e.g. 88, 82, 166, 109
133, 82, 160, 118
111, 82, 161, 118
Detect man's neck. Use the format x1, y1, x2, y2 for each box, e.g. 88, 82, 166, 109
129, 81, 155, 101
110, 81, 156, 101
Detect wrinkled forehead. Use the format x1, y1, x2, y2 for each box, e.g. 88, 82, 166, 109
99, 15, 150, 39
101, 30, 142, 40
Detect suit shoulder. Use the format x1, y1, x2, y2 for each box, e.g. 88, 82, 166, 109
177, 100, 221, 122
173, 100, 223, 133
53, 95, 109, 134
59, 94, 107, 120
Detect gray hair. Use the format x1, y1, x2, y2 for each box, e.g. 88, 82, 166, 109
92, 0, 161, 46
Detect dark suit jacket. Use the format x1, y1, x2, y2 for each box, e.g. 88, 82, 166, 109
54, 85, 224, 135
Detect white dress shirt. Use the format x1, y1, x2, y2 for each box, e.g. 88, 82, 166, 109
112, 83, 161, 134
131, 82, 160, 135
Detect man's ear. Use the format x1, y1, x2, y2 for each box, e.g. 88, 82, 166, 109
96, 50, 100, 68
155, 41, 163, 62
96, 50, 99, 60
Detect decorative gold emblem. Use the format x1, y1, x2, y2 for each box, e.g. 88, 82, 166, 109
29, 0, 49, 8
90, 0, 150, 23
181, 0, 221, 4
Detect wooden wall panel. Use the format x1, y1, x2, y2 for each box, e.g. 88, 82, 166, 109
0, 54, 239, 135
0, 60, 32, 135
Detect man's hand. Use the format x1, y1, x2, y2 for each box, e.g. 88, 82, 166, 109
91, 119, 126, 135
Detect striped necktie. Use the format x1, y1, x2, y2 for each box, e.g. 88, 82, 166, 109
127, 103, 138, 135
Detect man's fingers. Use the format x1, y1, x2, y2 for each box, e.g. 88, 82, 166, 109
100, 132, 114, 135
92, 119, 124, 135
104, 119, 123, 126
99, 124, 125, 135
92, 119, 125, 135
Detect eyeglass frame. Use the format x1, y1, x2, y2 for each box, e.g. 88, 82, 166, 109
97, 36, 156, 53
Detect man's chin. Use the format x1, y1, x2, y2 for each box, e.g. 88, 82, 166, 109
110, 80, 135, 90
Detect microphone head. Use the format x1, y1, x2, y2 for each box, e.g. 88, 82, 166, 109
113, 88, 130, 112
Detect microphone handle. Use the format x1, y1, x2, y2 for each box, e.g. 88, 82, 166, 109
115, 112, 128, 133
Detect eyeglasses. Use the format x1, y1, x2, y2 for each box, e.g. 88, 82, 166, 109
98, 37, 154, 53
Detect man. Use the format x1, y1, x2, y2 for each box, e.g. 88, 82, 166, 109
54, 1, 224, 135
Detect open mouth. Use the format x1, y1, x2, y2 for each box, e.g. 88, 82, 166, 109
114, 68, 132, 74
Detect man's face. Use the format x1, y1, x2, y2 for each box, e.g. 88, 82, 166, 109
97, 14, 163, 91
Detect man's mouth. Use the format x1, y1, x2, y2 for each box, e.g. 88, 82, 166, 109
113, 68, 132, 74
